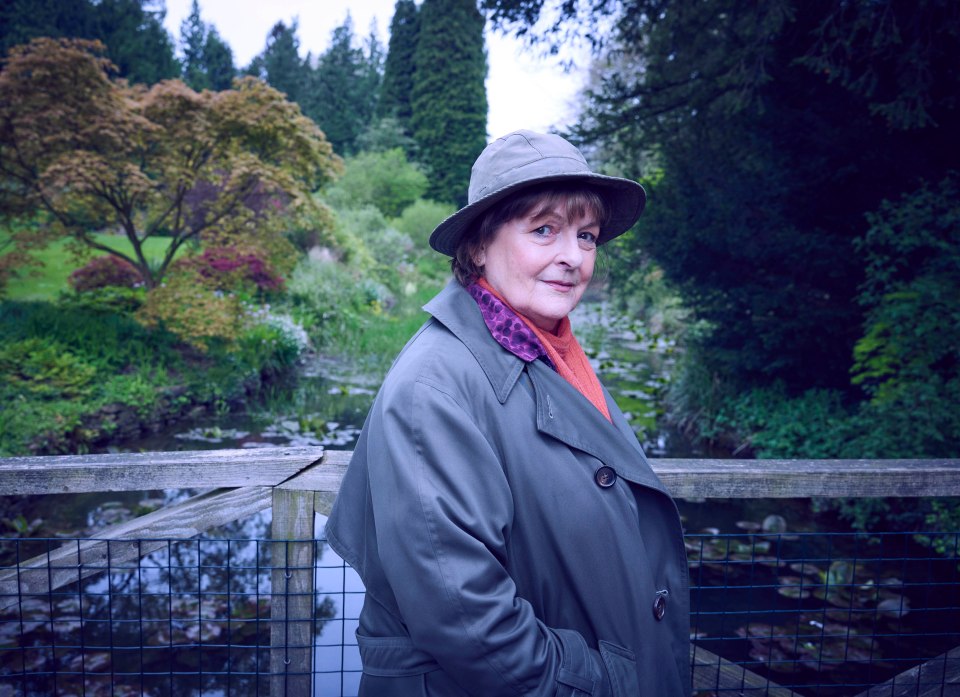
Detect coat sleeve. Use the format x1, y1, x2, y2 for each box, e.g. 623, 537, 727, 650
366, 375, 617, 696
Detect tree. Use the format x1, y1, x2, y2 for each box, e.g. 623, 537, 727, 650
485, 0, 960, 391
179, 0, 208, 89
0, 0, 179, 85
88, 0, 179, 84
1, 0, 94, 56
247, 20, 307, 103
178, 0, 235, 92
0, 39, 342, 291
410, 0, 488, 205
379, 0, 419, 136
307, 15, 384, 156
203, 28, 235, 91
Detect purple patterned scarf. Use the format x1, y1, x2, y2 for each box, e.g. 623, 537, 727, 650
467, 282, 553, 367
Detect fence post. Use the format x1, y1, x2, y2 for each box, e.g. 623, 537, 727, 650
270, 488, 316, 696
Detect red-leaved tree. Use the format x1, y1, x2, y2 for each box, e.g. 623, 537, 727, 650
0, 38, 342, 293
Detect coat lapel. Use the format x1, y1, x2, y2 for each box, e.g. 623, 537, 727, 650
527, 361, 671, 497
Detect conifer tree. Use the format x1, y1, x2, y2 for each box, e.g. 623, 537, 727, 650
379, 0, 419, 135
410, 0, 488, 205
179, 1, 235, 92
307, 16, 383, 156
248, 21, 307, 103
0, 0, 178, 85
179, 0, 207, 89
203, 28, 235, 91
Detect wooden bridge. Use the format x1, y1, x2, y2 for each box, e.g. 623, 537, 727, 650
2, 450, 959, 695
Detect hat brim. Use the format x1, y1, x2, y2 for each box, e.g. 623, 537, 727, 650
428, 172, 646, 256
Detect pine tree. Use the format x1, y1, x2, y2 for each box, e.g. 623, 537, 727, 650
307, 15, 383, 156
178, 1, 235, 92
410, 0, 488, 205
203, 28, 235, 91
378, 0, 419, 135
251, 21, 307, 103
179, 0, 207, 90
93, 0, 179, 84
0, 0, 178, 85
0, 0, 94, 56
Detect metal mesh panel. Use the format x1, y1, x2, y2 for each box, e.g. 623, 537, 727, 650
688, 530, 960, 695
2, 531, 958, 696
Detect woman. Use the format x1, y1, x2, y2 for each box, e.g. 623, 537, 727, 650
326, 130, 690, 696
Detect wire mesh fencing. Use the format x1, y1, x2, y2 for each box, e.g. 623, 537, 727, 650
2, 530, 958, 696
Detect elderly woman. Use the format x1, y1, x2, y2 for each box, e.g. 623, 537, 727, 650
326, 130, 690, 696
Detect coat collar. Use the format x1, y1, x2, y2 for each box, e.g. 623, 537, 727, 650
424, 281, 527, 404
425, 282, 669, 496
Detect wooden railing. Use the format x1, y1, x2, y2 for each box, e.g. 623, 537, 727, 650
2, 450, 959, 696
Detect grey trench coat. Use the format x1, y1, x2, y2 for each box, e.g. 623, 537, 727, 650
326, 282, 691, 696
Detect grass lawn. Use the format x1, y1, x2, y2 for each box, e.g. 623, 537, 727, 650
3, 233, 182, 301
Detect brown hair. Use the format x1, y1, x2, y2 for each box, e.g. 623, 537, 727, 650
451, 183, 609, 286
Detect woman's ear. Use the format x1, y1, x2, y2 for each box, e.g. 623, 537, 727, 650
473, 246, 486, 267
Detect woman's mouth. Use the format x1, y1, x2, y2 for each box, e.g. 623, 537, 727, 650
542, 279, 577, 292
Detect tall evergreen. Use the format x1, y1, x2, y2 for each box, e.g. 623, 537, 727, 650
0, 0, 94, 55
203, 28, 235, 91
410, 0, 488, 205
378, 0, 419, 135
178, 1, 235, 92
248, 21, 307, 103
92, 0, 179, 84
306, 16, 383, 156
179, 0, 207, 89
0, 0, 177, 84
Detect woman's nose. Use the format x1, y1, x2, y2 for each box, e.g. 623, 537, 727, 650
555, 229, 584, 267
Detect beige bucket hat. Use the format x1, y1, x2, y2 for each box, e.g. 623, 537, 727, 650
429, 130, 646, 256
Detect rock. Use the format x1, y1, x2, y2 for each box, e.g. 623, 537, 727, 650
762, 514, 788, 534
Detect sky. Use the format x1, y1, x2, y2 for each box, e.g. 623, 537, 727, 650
161, 0, 588, 140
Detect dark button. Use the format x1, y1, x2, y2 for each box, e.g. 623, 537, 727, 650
653, 592, 668, 621
595, 466, 617, 488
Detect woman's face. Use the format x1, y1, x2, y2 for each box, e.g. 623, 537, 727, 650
477, 201, 599, 333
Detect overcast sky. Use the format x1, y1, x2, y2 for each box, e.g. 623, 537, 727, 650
161, 0, 587, 140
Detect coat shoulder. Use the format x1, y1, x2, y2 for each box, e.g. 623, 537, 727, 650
383, 316, 512, 408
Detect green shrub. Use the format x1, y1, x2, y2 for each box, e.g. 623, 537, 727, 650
0, 337, 97, 399
849, 176, 960, 457
284, 200, 339, 253
325, 148, 428, 218
392, 198, 456, 251
0, 395, 89, 456
0, 300, 181, 372
286, 257, 438, 368
137, 274, 246, 352
99, 370, 164, 418
58, 286, 146, 314
335, 206, 414, 274
236, 312, 310, 378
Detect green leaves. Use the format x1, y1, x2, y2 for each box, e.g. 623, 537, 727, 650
851, 176, 960, 405
0, 338, 97, 399
410, 0, 488, 206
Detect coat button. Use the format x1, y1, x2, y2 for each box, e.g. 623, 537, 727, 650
595, 466, 617, 488
653, 592, 668, 621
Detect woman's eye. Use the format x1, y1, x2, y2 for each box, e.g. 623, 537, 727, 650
532, 225, 553, 237
578, 231, 598, 245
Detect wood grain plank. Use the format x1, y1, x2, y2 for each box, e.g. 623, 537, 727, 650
270, 489, 316, 696
0, 447, 324, 494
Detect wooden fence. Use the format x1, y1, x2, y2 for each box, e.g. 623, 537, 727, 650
2, 449, 959, 696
